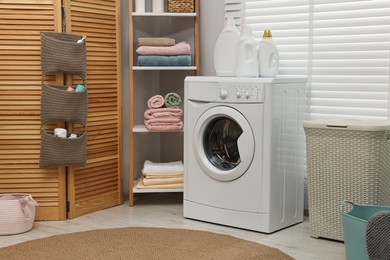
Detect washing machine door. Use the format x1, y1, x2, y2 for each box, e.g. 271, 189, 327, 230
193, 106, 255, 181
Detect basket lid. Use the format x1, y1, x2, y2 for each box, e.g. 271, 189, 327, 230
304, 119, 390, 131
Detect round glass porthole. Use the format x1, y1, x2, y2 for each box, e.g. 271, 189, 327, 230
203, 116, 242, 171
193, 106, 255, 182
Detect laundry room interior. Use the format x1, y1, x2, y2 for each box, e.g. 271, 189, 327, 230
1, 1, 390, 260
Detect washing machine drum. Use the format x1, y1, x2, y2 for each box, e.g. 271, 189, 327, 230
193, 106, 255, 182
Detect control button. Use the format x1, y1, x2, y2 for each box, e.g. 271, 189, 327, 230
244, 92, 251, 99
236, 92, 242, 98
219, 89, 229, 99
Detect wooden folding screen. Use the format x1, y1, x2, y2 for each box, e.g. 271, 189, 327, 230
63, 0, 122, 219
0, 0, 122, 220
0, 0, 66, 220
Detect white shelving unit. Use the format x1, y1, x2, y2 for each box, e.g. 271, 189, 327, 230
129, 0, 200, 205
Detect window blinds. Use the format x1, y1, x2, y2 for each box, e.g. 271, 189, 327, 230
245, 0, 390, 120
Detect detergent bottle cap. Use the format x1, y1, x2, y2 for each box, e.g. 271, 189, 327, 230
263, 29, 273, 38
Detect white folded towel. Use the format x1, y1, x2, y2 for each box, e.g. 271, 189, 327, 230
142, 160, 184, 174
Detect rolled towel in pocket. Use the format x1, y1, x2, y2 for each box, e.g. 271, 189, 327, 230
164, 92, 181, 108
54, 128, 67, 138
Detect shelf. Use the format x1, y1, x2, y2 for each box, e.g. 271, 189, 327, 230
133, 125, 183, 133
133, 66, 197, 71
132, 12, 196, 17
133, 180, 183, 193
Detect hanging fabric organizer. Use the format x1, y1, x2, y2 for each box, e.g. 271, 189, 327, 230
40, 32, 87, 78
39, 32, 88, 168
40, 79, 88, 126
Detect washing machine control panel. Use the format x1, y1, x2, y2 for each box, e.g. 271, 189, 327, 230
217, 82, 264, 103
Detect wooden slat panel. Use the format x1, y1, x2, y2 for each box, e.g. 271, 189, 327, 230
64, 0, 122, 219
0, 0, 66, 220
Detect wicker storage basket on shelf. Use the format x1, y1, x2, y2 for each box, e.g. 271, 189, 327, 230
168, 0, 194, 13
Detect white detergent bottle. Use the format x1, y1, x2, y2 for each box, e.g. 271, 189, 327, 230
213, 17, 240, 76
258, 29, 279, 77
235, 25, 259, 77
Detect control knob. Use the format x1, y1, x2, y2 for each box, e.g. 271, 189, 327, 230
219, 89, 229, 99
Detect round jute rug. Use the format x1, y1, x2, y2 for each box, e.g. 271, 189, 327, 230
0, 227, 293, 260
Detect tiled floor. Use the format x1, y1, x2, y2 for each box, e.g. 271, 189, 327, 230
0, 193, 346, 259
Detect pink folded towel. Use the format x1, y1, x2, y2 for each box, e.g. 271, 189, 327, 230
144, 108, 183, 119
147, 95, 165, 109
136, 41, 191, 56
144, 120, 183, 131
145, 117, 182, 124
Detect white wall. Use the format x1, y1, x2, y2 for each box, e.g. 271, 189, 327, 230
121, 0, 130, 195
199, 0, 225, 76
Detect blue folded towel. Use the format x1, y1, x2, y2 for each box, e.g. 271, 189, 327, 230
137, 55, 191, 66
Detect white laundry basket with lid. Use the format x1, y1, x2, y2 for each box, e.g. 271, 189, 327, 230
304, 119, 390, 241
0, 193, 38, 235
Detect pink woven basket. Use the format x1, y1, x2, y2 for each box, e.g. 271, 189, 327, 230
0, 193, 38, 235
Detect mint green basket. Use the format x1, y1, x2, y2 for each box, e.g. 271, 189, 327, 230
340, 201, 390, 260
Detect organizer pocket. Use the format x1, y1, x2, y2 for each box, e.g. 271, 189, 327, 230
39, 129, 87, 168
40, 31, 87, 78
40, 83, 88, 125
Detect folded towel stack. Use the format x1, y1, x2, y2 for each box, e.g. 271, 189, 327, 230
144, 93, 183, 131
136, 37, 192, 66
136, 160, 184, 189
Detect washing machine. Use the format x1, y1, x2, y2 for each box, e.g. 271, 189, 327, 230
183, 76, 306, 233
